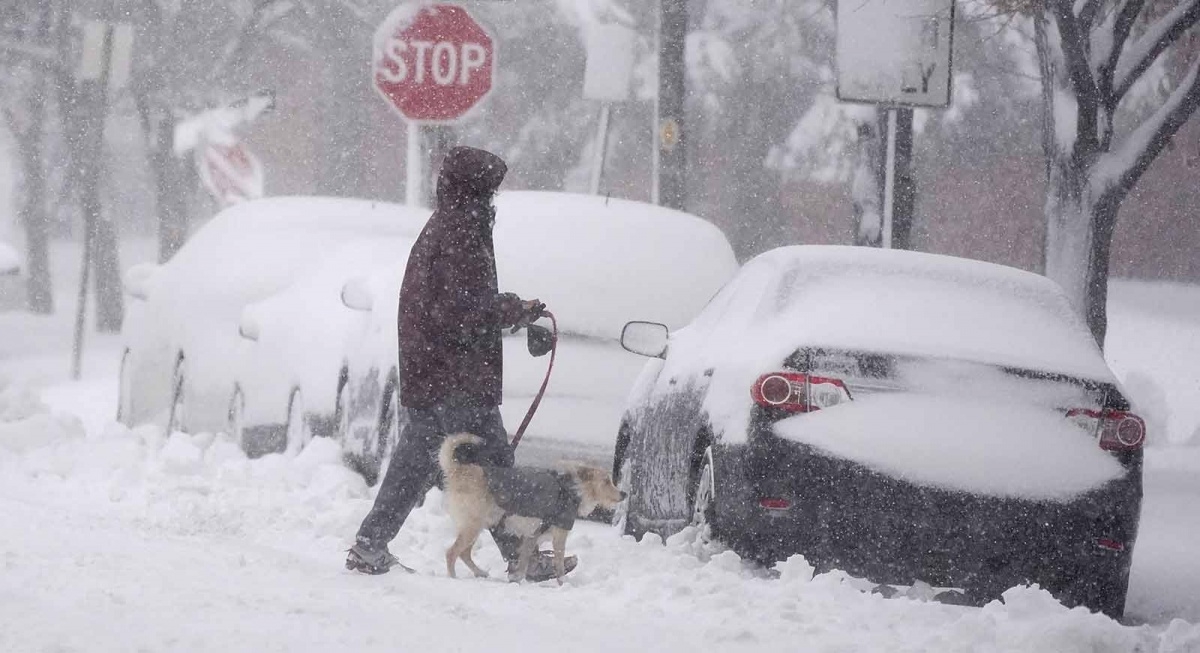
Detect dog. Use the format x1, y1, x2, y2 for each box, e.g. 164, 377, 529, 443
438, 433, 625, 584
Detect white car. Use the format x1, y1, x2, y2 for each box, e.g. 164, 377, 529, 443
228, 236, 419, 457
336, 190, 739, 482
117, 197, 428, 436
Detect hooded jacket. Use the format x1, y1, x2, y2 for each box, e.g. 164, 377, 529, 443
397, 146, 521, 408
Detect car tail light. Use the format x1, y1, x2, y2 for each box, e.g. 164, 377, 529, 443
1066, 409, 1146, 451
758, 497, 791, 510
1095, 537, 1126, 552
751, 372, 851, 413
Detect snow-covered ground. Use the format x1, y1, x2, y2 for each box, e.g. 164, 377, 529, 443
1, 240, 1198, 652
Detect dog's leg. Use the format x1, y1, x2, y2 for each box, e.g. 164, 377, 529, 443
446, 531, 476, 579
459, 529, 489, 579
510, 536, 537, 583
551, 528, 569, 585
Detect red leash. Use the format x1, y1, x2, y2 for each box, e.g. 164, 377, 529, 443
511, 311, 557, 448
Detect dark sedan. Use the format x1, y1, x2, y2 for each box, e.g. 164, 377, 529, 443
613, 245, 1143, 618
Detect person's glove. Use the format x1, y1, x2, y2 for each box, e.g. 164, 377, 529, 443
509, 298, 547, 333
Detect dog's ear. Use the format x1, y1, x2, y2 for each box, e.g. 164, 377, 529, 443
574, 466, 596, 482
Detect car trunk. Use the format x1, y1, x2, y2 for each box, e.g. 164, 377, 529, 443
738, 347, 1142, 611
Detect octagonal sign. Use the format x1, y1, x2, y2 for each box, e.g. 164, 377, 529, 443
372, 3, 496, 123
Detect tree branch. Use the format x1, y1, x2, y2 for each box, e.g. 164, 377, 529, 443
1092, 55, 1200, 200
1049, 0, 1103, 151
1094, 0, 1147, 106
1112, 0, 1200, 101
1078, 0, 1105, 28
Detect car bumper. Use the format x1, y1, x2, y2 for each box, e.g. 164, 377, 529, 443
713, 439, 1141, 616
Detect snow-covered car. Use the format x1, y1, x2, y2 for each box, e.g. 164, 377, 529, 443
336, 190, 739, 483
614, 245, 1144, 618
228, 235, 419, 457
117, 197, 428, 436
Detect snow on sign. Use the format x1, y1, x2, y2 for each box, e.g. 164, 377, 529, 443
836, 0, 954, 108
196, 141, 264, 206
372, 4, 495, 123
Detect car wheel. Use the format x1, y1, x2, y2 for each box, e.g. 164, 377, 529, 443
612, 457, 632, 532
691, 446, 720, 546
228, 387, 247, 453
334, 378, 351, 445
117, 350, 133, 425
167, 358, 186, 434
284, 389, 313, 456
365, 384, 402, 487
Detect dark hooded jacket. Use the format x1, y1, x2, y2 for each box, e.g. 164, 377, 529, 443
397, 147, 522, 408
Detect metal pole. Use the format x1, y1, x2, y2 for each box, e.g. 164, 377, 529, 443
590, 104, 611, 195
891, 107, 916, 250
655, 0, 687, 210
72, 21, 114, 379
405, 121, 422, 207
881, 108, 897, 249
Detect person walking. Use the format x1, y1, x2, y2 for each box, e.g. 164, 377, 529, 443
345, 146, 573, 581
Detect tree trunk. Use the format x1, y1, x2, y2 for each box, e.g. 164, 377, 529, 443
851, 114, 884, 247
13, 94, 53, 314
153, 112, 191, 262
1042, 158, 1115, 348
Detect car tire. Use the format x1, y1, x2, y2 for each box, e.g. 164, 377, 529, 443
690, 446, 720, 546
167, 357, 186, 435
228, 387, 247, 454
284, 389, 313, 456
117, 350, 133, 425
364, 383, 401, 487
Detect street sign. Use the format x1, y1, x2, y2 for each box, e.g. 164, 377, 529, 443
372, 3, 496, 123
836, 0, 954, 108
196, 141, 264, 206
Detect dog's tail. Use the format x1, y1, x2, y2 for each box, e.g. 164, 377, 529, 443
438, 433, 485, 477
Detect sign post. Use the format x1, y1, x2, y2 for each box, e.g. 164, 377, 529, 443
372, 3, 496, 206
836, 0, 953, 249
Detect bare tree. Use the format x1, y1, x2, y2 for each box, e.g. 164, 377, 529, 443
1034, 0, 1200, 346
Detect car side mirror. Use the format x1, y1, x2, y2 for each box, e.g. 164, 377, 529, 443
238, 310, 261, 342
527, 323, 555, 357
341, 277, 374, 312
621, 321, 668, 358
123, 263, 159, 300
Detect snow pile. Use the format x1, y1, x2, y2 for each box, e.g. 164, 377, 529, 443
1107, 279, 1200, 446
774, 393, 1125, 499
0, 385, 1197, 651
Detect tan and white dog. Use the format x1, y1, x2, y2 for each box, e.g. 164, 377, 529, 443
438, 433, 625, 584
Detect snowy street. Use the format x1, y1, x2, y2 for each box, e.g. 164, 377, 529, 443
1, 249, 1198, 652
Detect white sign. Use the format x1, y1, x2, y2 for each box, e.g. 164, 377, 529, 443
583, 23, 636, 102
836, 0, 954, 107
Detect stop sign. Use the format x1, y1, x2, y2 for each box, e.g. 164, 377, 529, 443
373, 4, 495, 123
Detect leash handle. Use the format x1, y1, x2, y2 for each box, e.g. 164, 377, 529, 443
511, 311, 556, 448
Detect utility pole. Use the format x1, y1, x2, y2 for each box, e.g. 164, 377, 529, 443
880, 107, 916, 250
654, 0, 687, 211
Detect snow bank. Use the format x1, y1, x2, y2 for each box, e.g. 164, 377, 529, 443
1107, 279, 1200, 446
774, 394, 1125, 499
0, 377, 1197, 651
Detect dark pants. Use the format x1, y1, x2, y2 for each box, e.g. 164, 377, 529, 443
355, 398, 522, 562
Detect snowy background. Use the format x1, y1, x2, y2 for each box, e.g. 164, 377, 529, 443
1, 240, 1197, 652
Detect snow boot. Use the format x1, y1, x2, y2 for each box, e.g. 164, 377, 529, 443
345, 543, 412, 575
508, 551, 578, 583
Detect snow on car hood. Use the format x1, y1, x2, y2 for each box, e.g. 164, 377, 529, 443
773, 393, 1126, 500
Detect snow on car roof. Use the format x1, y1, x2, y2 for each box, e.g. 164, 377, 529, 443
166, 196, 428, 307
667, 245, 1116, 442
733, 245, 1111, 381
493, 191, 737, 340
